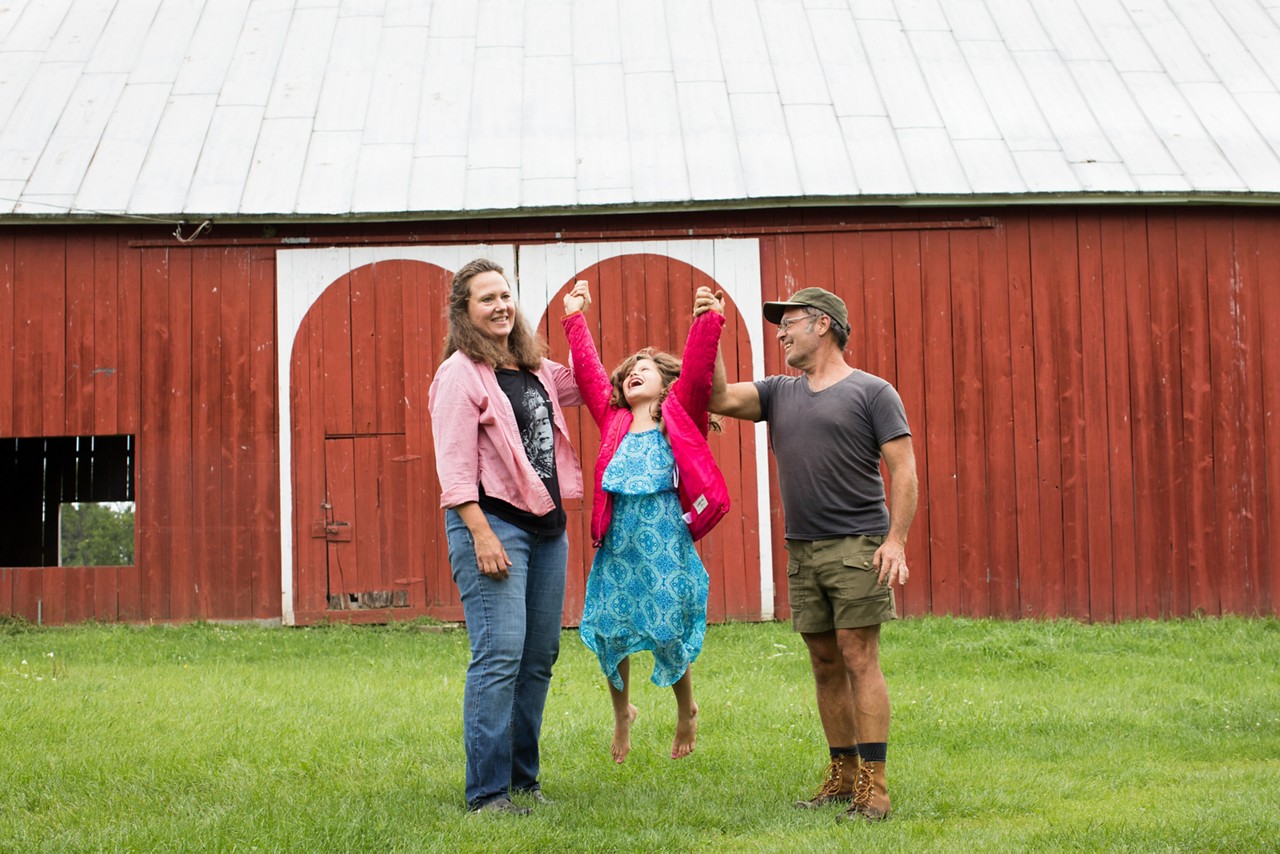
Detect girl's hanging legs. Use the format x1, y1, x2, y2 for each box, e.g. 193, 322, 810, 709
608, 656, 639, 764
671, 668, 699, 759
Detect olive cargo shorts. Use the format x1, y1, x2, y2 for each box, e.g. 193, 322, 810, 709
785, 535, 897, 633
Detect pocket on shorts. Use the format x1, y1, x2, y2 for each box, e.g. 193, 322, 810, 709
785, 553, 804, 613
841, 536, 884, 592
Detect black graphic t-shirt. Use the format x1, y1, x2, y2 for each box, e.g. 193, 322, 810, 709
479, 368, 566, 536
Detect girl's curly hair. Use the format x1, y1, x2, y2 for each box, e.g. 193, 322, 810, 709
609, 348, 722, 432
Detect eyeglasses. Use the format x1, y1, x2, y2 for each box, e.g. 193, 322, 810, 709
777, 311, 820, 332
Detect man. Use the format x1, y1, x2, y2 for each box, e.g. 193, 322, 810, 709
698, 285, 917, 823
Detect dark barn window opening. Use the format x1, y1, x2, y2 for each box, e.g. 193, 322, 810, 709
0, 435, 135, 568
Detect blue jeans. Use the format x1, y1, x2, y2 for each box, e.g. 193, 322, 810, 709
445, 510, 568, 809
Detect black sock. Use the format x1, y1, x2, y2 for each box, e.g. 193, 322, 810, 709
829, 746, 859, 760
857, 742, 887, 764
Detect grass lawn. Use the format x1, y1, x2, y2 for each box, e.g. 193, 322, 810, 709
2, 615, 1277, 852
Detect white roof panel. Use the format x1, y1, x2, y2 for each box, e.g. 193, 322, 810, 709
75, 82, 171, 212
1, 0, 1279, 222
731, 92, 802, 198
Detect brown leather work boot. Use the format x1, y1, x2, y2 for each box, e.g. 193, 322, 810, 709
794, 754, 859, 808
838, 760, 891, 822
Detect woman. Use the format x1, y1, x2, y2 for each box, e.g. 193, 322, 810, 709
560, 280, 729, 763
428, 258, 583, 815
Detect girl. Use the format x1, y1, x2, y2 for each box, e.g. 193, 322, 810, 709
560, 280, 729, 763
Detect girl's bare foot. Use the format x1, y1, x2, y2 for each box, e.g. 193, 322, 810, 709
671, 702, 699, 759
612, 703, 639, 764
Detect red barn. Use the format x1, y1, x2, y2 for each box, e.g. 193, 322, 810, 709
2, 1, 1278, 625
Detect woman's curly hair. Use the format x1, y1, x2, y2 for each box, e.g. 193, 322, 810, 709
441, 258, 547, 370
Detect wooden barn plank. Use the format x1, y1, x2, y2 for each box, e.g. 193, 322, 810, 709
862, 232, 897, 384
220, 247, 253, 619
39, 232, 68, 436
379, 433, 410, 598
1077, 213, 1115, 621
248, 248, 278, 618
92, 565, 118, 622
1205, 213, 1250, 614
1123, 215, 1165, 618
723, 282, 761, 619
137, 248, 172, 620
398, 261, 427, 610
353, 435, 385, 595
165, 249, 196, 619
374, 262, 406, 436
977, 222, 1019, 617
620, 252, 648, 357
116, 233, 142, 436
190, 247, 223, 620
1099, 212, 1138, 621
349, 264, 377, 434
60, 565, 91, 626
949, 229, 990, 618
883, 229, 929, 616
117, 564, 140, 622
918, 230, 959, 615
12, 234, 49, 436
1175, 215, 1217, 616
1004, 214, 1042, 617
0, 569, 11, 616
11, 568, 41, 624
321, 275, 354, 436
0, 232, 12, 437
1228, 214, 1271, 615
92, 232, 119, 434
1027, 213, 1066, 617
65, 237, 96, 435
324, 437, 358, 601
1146, 213, 1189, 616
1257, 216, 1280, 615
1046, 213, 1089, 620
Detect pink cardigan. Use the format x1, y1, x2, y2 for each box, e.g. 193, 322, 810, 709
428, 352, 584, 514
562, 310, 730, 546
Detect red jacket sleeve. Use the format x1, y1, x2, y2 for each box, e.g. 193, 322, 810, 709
672, 311, 726, 435
560, 311, 614, 428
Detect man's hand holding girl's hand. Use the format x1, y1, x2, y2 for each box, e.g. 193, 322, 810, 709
564, 280, 592, 314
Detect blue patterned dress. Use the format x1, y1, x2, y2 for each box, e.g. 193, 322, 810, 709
579, 428, 710, 690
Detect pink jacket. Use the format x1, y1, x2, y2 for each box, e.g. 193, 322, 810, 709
562, 310, 730, 546
428, 352, 584, 514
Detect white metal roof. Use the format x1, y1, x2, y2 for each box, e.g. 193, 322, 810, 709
2, 0, 1279, 222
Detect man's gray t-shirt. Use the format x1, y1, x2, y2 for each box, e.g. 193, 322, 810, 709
755, 371, 910, 540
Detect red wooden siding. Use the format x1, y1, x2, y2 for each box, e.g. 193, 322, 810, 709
1, 207, 1279, 624
0, 231, 281, 625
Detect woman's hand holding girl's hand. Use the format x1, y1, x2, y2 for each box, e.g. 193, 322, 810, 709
693, 286, 725, 316
564, 280, 592, 314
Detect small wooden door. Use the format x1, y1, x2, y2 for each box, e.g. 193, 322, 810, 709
290, 260, 455, 623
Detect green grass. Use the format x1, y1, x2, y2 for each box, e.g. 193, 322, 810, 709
2, 616, 1277, 852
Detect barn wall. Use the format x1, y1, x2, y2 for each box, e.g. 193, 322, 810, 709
1, 205, 1277, 623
